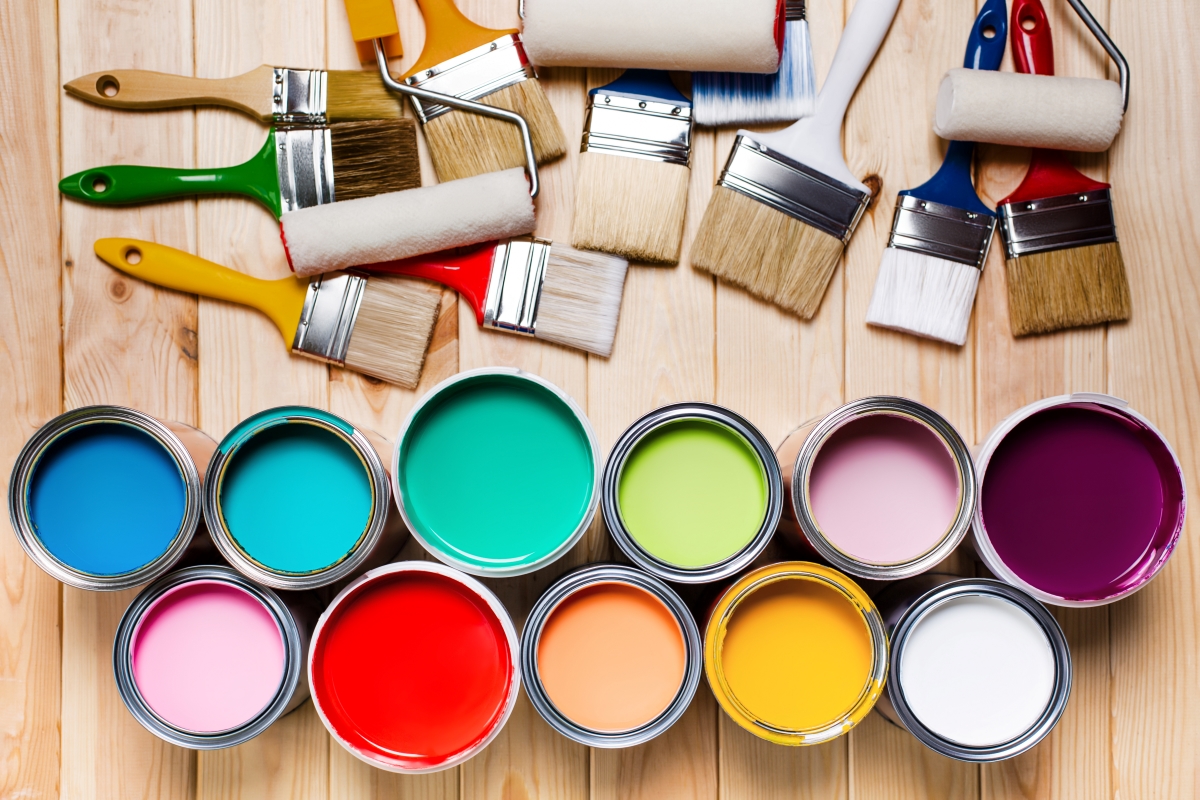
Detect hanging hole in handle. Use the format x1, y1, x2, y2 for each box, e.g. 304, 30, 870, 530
124, 247, 142, 265
1020, 15, 1037, 32
97, 76, 120, 98
91, 176, 109, 194
982, 25, 997, 39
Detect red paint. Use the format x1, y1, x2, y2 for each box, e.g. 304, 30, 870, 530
311, 569, 513, 770
1000, 0, 1110, 207
364, 241, 499, 326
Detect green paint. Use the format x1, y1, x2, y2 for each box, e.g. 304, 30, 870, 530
618, 419, 767, 568
398, 374, 595, 572
220, 418, 373, 573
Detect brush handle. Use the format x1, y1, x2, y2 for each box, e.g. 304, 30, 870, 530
1003, 0, 1109, 202
592, 70, 690, 105
404, 0, 516, 77
751, 0, 902, 191
63, 66, 275, 123
362, 241, 496, 325
93, 238, 307, 342
59, 135, 282, 217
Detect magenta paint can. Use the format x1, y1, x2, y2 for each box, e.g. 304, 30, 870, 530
973, 393, 1186, 607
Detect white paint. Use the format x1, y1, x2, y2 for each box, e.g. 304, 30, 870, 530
898, 595, 1056, 747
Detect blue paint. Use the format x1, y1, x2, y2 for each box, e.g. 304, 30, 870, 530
219, 418, 373, 574
591, 70, 691, 107
27, 422, 186, 575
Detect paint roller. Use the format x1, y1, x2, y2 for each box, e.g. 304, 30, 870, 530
933, 0, 1128, 152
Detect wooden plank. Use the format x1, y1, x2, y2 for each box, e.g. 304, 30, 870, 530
191, 1, 329, 798
58, 0, 199, 795
0, 0, 63, 796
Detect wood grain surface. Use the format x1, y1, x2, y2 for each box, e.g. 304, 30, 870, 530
1, 0, 1196, 797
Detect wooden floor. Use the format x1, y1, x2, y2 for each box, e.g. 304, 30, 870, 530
2, 0, 1196, 797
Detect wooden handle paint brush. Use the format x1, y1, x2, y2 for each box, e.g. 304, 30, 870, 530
65, 65, 403, 124
692, 0, 902, 320
94, 239, 440, 388
60, 121, 419, 218
997, 0, 1130, 335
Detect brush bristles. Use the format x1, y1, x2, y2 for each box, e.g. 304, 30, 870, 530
692, 186, 844, 319
866, 247, 980, 346
693, 19, 817, 126
535, 244, 629, 357
1005, 242, 1131, 336
344, 276, 442, 388
329, 120, 421, 202
326, 71, 404, 121
572, 152, 690, 265
421, 80, 567, 182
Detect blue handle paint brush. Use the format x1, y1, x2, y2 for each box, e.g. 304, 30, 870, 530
865, 0, 1007, 345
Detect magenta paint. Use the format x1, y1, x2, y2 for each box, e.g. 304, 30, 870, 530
976, 396, 1185, 604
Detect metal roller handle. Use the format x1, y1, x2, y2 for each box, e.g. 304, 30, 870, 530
1064, 0, 1129, 112
373, 39, 540, 198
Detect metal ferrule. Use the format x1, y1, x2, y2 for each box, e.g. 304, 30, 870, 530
522, 564, 704, 748
403, 34, 535, 124
718, 135, 870, 244
7, 406, 204, 591
113, 566, 314, 749
272, 67, 328, 124
889, 195, 996, 270
874, 576, 1072, 762
602, 402, 784, 584
483, 237, 549, 337
291, 272, 365, 366
581, 93, 692, 166
273, 127, 335, 213
786, 0, 807, 21
998, 188, 1118, 260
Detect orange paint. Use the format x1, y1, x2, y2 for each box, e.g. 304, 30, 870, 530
536, 582, 686, 732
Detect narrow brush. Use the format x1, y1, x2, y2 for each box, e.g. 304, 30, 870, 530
94, 239, 440, 388
59, 120, 419, 218
865, 0, 1007, 346
692, 0, 900, 319
64, 65, 404, 124
693, 0, 816, 127
998, 0, 1130, 336
366, 237, 628, 356
572, 70, 693, 265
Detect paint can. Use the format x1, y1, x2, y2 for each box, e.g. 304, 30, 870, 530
777, 397, 976, 580
393, 368, 600, 578
521, 563, 703, 748
8, 405, 216, 591
309, 561, 521, 773
113, 565, 315, 749
973, 392, 1186, 606
874, 575, 1071, 761
704, 561, 888, 745
602, 403, 783, 583
204, 406, 404, 590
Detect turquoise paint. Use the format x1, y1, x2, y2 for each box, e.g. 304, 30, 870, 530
398, 374, 595, 571
27, 421, 186, 575
219, 417, 373, 574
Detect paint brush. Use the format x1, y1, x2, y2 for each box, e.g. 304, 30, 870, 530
865, 0, 1007, 346
692, 0, 817, 127
997, 0, 1130, 336
65, 65, 403, 124
365, 237, 628, 357
59, 121, 419, 218
572, 70, 693, 265
94, 239, 441, 388
691, 0, 901, 320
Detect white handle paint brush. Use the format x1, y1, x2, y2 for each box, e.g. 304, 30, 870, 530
691, 0, 901, 320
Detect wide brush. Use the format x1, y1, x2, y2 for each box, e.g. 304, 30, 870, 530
59, 121, 419, 218
691, 0, 901, 319
65, 64, 403, 124
865, 0, 1007, 346
997, 0, 1130, 335
94, 239, 440, 388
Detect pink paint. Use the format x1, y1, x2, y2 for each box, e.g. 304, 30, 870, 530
809, 414, 961, 564
132, 581, 285, 733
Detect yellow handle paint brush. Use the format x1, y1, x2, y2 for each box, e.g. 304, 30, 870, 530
94, 239, 441, 389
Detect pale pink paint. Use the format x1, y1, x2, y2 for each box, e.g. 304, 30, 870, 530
808, 414, 961, 564
132, 581, 285, 733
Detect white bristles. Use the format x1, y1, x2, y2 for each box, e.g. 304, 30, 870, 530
535, 244, 629, 357
692, 20, 817, 127
865, 247, 981, 346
